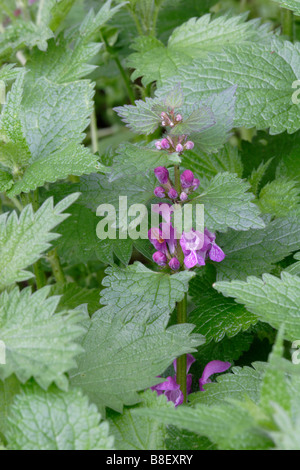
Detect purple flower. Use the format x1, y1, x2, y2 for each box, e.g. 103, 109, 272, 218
180, 192, 188, 202
168, 188, 178, 200
185, 141, 194, 150
176, 144, 184, 153
176, 114, 183, 122
151, 354, 196, 407
153, 251, 167, 267
180, 170, 194, 189
193, 178, 200, 191
180, 229, 225, 268
151, 355, 231, 406
154, 186, 165, 198
152, 203, 174, 223
148, 223, 176, 256
161, 138, 170, 150
155, 141, 162, 150
199, 360, 231, 391
154, 166, 169, 184
169, 257, 180, 271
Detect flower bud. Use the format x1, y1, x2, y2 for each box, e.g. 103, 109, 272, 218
155, 141, 162, 150
180, 169, 194, 189
176, 114, 183, 122
169, 257, 180, 271
168, 188, 178, 199
193, 178, 200, 190
154, 166, 169, 184
176, 144, 184, 153
153, 251, 167, 267
180, 192, 188, 202
185, 141, 194, 150
161, 138, 170, 150
154, 187, 165, 198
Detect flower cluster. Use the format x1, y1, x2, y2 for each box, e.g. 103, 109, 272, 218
155, 137, 194, 154
151, 354, 231, 407
154, 166, 200, 202
148, 205, 225, 271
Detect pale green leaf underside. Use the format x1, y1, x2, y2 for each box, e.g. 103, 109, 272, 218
161, 40, 300, 134
195, 172, 265, 232
216, 216, 300, 280
214, 272, 300, 341
0, 286, 86, 390
6, 384, 114, 450
0, 194, 79, 289
108, 390, 173, 450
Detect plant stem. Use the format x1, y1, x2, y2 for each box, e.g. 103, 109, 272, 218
174, 165, 181, 195
114, 55, 135, 105
281, 8, 294, 42
48, 248, 66, 285
90, 107, 99, 154
128, 6, 143, 35
34, 260, 47, 289
176, 293, 188, 402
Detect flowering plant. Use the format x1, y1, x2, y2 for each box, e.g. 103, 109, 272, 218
0, 0, 299, 452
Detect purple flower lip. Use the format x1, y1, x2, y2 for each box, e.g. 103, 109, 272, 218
154, 166, 169, 185
199, 360, 231, 391
180, 229, 225, 268
151, 355, 231, 407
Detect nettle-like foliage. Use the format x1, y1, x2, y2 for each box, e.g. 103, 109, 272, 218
0, 0, 299, 451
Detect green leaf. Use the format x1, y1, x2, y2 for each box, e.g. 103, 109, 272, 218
0, 194, 79, 289
0, 169, 13, 192
108, 143, 173, 182
249, 159, 273, 196
133, 402, 272, 450
27, 0, 127, 83
70, 306, 203, 412
182, 143, 243, 181
258, 178, 300, 218
108, 390, 172, 450
166, 426, 215, 450
128, 13, 273, 87
216, 216, 300, 281
214, 272, 300, 341
6, 384, 114, 450
160, 40, 300, 134
70, 263, 202, 411
50, 283, 101, 316
194, 172, 264, 232
260, 328, 291, 416
53, 202, 133, 266
189, 363, 266, 406
7, 144, 107, 197
285, 252, 300, 276
272, 0, 300, 15
189, 274, 257, 342
101, 262, 196, 326
0, 376, 20, 442
268, 404, 300, 450
0, 286, 86, 390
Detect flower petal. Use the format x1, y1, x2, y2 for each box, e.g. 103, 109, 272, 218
209, 243, 225, 262
199, 360, 231, 391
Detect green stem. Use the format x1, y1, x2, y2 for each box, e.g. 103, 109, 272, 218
34, 260, 47, 290
114, 55, 135, 105
176, 293, 188, 402
128, 6, 143, 35
48, 248, 66, 285
90, 107, 99, 154
174, 165, 181, 195
281, 8, 294, 42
